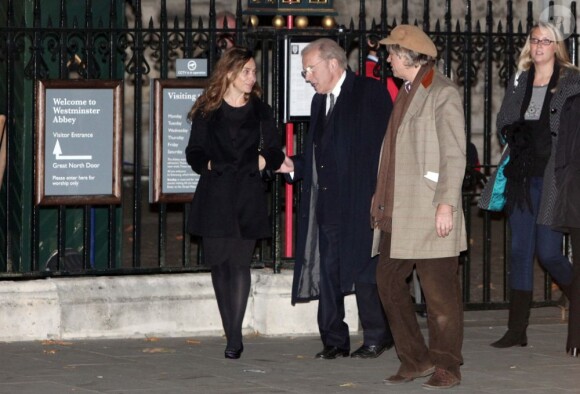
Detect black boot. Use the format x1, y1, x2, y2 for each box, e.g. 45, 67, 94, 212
491, 289, 532, 348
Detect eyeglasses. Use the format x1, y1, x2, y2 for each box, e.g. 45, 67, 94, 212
301, 59, 326, 79
530, 38, 554, 46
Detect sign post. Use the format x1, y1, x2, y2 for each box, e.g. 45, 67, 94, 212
149, 79, 207, 203
35, 80, 123, 205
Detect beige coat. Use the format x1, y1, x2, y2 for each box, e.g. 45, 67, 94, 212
390, 70, 467, 259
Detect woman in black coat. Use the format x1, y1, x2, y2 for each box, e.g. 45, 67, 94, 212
185, 47, 284, 359
553, 92, 580, 357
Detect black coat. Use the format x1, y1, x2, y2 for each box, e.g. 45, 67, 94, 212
185, 96, 284, 239
553, 93, 580, 231
289, 71, 392, 304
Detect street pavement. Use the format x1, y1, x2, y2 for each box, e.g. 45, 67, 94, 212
0, 308, 578, 393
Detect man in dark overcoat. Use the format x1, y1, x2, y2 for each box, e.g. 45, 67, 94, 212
278, 38, 394, 359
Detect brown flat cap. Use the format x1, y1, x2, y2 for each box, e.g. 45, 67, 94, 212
379, 25, 437, 58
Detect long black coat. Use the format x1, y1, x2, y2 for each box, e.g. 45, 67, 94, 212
185, 97, 284, 239
290, 71, 392, 304
553, 92, 580, 231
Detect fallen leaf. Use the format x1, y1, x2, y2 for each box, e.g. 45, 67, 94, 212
41, 340, 73, 346
142, 347, 175, 354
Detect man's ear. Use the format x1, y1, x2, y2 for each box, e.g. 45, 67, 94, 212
329, 58, 338, 71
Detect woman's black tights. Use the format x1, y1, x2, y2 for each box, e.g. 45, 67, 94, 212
211, 261, 251, 350
204, 237, 255, 351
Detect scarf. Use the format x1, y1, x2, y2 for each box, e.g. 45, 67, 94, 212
371, 62, 435, 232
503, 64, 558, 214
503, 120, 535, 213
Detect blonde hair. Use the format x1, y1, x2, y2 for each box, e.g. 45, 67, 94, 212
517, 21, 575, 72
188, 47, 261, 120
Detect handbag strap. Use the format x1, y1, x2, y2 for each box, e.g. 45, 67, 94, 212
258, 121, 264, 151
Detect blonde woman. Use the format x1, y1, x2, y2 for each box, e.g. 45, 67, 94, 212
491, 22, 580, 349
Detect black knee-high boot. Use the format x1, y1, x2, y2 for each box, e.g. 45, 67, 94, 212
491, 289, 533, 348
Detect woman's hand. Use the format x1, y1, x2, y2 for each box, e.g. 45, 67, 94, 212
258, 155, 266, 171
435, 203, 454, 238
207, 160, 212, 170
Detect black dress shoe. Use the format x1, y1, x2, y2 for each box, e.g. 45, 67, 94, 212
350, 342, 394, 359
315, 346, 349, 359
224, 344, 243, 359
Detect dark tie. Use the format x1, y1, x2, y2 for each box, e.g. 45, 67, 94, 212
326, 93, 335, 119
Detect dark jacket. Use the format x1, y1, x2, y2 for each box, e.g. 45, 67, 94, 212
553, 93, 580, 231
289, 71, 392, 304
496, 67, 580, 225
185, 96, 284, 239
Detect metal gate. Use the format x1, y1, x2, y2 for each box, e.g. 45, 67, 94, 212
0, 0, 576, 309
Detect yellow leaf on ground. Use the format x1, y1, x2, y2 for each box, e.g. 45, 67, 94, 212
142, 347, 175, 354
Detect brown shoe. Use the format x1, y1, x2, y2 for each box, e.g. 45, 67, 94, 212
383, 366, 435, 385
422, 368, 460, 390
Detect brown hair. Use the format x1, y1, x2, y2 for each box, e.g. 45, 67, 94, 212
188, 47, 261, 120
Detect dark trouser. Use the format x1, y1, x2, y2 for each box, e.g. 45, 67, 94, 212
568, 228, 580, 349
203, 237, 256, 350
356, 281, 393, 346
318, 224, 392, 350
508, 177, 573, 291
377, 232, 463, 379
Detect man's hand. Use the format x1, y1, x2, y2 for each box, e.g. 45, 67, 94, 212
276, 155, 294, 173
435, 203, 454, 238
258, 155, 266, 171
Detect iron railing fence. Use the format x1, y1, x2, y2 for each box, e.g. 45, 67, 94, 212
0, 0, 576, 310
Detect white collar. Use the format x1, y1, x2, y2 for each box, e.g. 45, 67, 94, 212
329, 70, 347, 99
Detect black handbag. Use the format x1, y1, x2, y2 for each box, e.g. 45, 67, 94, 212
258, 122, 274, 182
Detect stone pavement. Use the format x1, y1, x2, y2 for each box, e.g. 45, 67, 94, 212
0, 308, 578, 393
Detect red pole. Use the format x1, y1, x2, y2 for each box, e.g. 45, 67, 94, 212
285, 123, 294, 257
285, 14, 294, 258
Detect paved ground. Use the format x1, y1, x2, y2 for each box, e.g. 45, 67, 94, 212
0, 308, 577, 394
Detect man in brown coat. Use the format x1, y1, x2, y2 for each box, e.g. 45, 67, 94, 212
371, 25, 467, 389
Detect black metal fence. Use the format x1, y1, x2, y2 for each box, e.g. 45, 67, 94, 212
0, 0, 576, 309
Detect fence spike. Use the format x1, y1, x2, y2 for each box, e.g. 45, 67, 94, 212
434, 19, 441, 32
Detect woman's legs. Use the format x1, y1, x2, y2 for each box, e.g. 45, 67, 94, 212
535, 224, 573, 294
204, 237, 255, 353
226, 261, 252, 350
491, 180, 540, 348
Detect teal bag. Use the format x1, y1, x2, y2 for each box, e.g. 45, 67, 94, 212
478, 146, 510, 212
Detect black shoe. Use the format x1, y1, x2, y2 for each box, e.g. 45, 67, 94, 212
350, 342, 393, 359
224, 344, 244, 359
490, 329, 527, 348
315, 346, 349, 359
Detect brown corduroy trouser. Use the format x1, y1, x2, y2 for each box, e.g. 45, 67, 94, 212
376, 232, 464, 379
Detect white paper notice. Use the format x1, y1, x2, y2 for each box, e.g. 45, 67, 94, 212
424, 171, 439, 182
